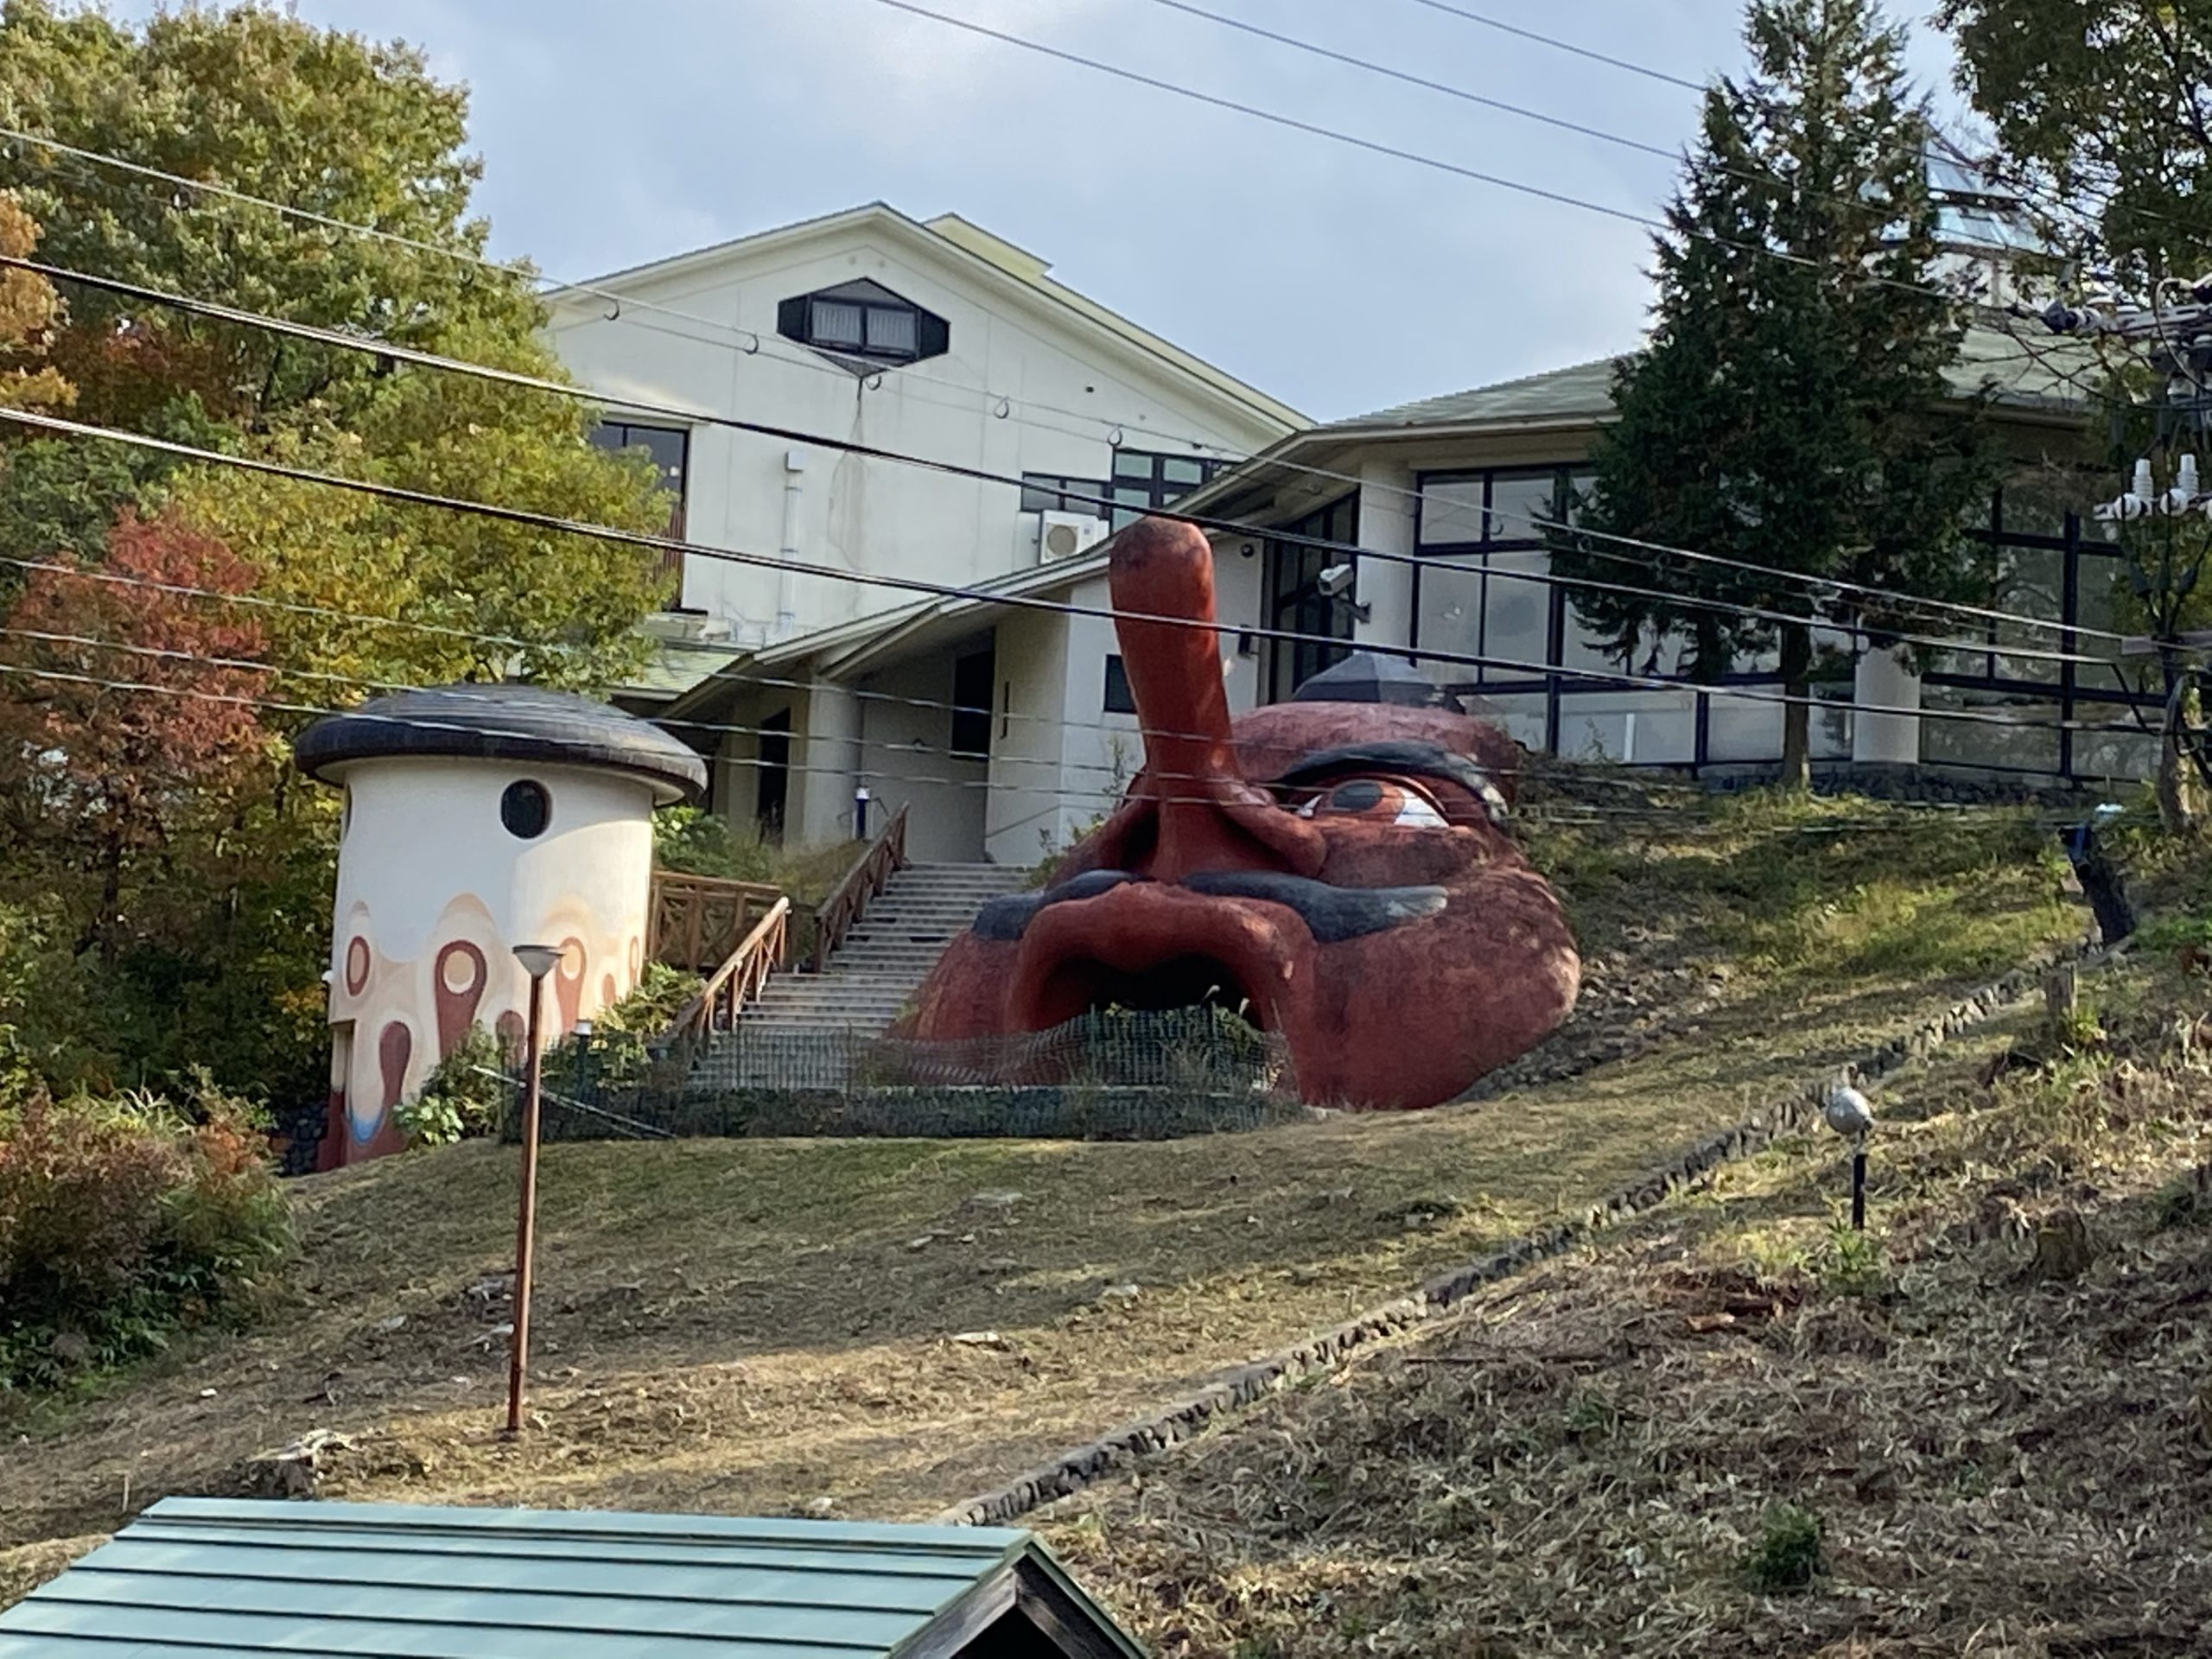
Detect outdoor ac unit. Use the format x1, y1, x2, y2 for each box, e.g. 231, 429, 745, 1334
1037, 511, 1100, 563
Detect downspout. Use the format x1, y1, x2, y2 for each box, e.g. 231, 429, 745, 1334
779, 449, 805, 637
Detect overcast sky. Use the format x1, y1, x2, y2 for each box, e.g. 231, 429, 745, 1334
126, 0, 1967, 423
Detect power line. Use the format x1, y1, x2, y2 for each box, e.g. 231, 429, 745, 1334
1394, 0, 1707, 93
3, 547, 2155, 822
5, 251, 2136, 658
1134, 0, 1681, 163
1, 131, 2121, 649
0, 637, 2135, 829
860, 0, 1986, 311
0, 402, 2169, 747
859, 0, 1680, 237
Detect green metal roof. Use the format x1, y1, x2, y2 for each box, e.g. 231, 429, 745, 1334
1326, 318, 2095, 435
0, 1498, 1145, 1658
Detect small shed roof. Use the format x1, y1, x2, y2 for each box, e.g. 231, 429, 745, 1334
0, 1497, 1145, 1658
294, 684, 708, 805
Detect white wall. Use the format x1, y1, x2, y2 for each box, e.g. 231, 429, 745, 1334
549, 218, 1291, 645
323, 757, 657, 1160
984, 605, 1073, 866
855, 650, 989, 863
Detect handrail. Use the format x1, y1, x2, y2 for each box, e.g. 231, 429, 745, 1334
648, 868, 787, 971
668, 896, 791, 1047
810, 802, 909, 973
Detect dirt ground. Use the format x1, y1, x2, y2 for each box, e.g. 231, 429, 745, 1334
1044, 960, 2212, 1657
0, 791, 2090, 1609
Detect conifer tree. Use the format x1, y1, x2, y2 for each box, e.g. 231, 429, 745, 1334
1554, 0, 1994, 787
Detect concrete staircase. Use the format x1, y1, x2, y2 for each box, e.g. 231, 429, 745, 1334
697, 861, 1030, 1088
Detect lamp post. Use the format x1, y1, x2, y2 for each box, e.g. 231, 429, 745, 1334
505, 942, 563, 1437
1823, 1083, 1874, 1231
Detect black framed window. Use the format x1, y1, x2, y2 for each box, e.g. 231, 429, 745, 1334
1265, 493, 1361, 703
777, 278, 949, 369
1413, 467, 1577, 688
588, 420, 689, 537
1106, 448, 1229, 531
1103, 654, 1136, 715
1020, 474, 1108, 517
950, 648, 995, 757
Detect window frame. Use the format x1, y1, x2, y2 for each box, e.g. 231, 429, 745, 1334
1103, 448, 1230, 531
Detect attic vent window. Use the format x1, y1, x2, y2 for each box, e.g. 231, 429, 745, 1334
778, 279, 948, 370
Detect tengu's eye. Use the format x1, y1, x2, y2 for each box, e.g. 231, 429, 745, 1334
1294, 777, 1447, 828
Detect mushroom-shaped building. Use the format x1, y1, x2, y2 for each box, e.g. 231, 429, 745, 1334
295, 684, 706, 1168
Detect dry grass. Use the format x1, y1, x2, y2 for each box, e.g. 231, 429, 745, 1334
0, 791, 2094, 1603
1043, 954, 2212, 1657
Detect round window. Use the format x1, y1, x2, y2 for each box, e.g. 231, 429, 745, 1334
500, 779, 551, 839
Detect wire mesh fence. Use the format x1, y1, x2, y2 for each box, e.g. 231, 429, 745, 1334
511, 1007, 1305, 1144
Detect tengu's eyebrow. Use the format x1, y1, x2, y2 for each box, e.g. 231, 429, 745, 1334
1267, 741, 1510, 821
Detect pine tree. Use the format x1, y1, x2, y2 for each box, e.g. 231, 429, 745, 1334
1554, 0, 1995, 788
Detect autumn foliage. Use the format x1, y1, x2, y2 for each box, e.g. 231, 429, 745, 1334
0, 1082, 289, 1393
0, 512, 270, 961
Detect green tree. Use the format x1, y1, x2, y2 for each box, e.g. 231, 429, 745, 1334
1942, 0, 2212, 271
1945, 1, 2212, 828
0, 3, 677, 1109
1554, 0, 1995, 788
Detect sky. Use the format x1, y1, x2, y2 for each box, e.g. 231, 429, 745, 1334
119, 0, 1967, 423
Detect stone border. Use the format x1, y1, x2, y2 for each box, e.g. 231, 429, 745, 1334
937, 937, 2107, 1527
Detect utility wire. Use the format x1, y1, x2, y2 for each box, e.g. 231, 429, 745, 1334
861, 0, 1990, 309
5, 251, 2137, 657
1395, 0, 1707, 93
3, 127, 2116, 642
0, 402, 2168, 747
0, 636, 2138, 826
9, 546, 2158, 804
1134, 0, 1682, 162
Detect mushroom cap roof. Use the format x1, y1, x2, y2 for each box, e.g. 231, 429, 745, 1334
294, 683, 706, 805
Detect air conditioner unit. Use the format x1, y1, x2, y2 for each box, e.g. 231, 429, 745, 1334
1037, 510, 1101, 563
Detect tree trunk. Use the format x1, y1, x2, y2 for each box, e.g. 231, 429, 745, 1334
1779, 621, 1813, 792
2158, 651, 2197, 836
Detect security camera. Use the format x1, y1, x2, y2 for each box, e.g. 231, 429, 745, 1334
1317, 562, 1357, 598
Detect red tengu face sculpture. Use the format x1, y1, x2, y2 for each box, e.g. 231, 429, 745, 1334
905, 518, 1580, 1109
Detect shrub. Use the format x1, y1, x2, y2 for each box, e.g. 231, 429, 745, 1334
0, 1078, 289, 1393
1742, 1503, 1824, 1592
392, 1025, 509, 1148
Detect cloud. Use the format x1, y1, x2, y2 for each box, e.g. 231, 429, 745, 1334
102, 0, 1968, 421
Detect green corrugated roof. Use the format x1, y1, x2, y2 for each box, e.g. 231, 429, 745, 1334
0, 1498, 1144, 1658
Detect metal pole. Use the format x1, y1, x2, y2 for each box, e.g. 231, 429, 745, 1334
505, 970, 546, 1437
1850, 1145, 1867, 1232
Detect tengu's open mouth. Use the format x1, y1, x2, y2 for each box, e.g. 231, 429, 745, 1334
1035, 951, 1258, 1026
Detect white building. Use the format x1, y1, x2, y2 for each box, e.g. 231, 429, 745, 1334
547, 204, 1303, 861
563, 176, 2147, 876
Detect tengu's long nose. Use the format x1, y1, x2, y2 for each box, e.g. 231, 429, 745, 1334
1109, 519, 1324, 881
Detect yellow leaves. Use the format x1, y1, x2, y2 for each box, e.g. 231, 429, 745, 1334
0, 191, 73, 414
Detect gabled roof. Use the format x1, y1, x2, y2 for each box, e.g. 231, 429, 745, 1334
548, 202, 1305, 436
0, 1497, 1145, 1658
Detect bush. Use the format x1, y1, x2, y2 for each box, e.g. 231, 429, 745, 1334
0, 1077, 289, 1393
1743, 1503, 1824, 1592
392, 1025, 509, 1148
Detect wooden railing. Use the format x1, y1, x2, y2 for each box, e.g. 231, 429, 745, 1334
810, 803, 908, 973
649, 870, 789, 972
668, 896, 791, 1046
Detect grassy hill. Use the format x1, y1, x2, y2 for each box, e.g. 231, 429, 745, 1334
1043, 946, 2212, 1655
0, 785, 2120, 1630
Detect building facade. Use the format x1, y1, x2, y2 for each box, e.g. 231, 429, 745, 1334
547, 203, 1301, 861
